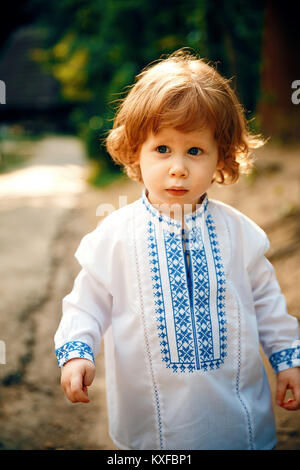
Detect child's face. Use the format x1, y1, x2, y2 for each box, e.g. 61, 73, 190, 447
138, 127, 223, 212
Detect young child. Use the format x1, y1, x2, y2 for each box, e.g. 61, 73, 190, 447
54, 49, 300, 450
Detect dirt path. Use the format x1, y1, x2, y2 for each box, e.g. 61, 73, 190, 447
0, 136, 127, 449
0, 136, 299, 449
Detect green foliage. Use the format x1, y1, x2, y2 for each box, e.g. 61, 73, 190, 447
0, 151, 28, 174
0, 125, 38, 174
205, 0, 265, 115
28, 0, 265, 186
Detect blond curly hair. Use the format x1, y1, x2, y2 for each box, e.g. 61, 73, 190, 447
105, 49, 264, 184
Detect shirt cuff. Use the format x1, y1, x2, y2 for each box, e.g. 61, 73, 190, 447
269, 346, 300, 373
55, 341, 95, 368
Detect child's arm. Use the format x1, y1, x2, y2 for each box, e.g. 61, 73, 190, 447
250, 251, 300, 372
54, 223, 113, 395
248, 238, 300, 409
239, 212, 300, 408
61, 358, 95, 404
55, 266, 112, 368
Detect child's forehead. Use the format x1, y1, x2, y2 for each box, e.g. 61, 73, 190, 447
146, 126, 215, 142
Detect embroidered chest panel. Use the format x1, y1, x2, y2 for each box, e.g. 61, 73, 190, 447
146, 213, 227, 373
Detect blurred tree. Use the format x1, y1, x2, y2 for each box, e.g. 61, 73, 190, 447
205, 0, 265, 117
0, 1, 38, 48
27, 0, 211, 181
20, 0, 269, 182
258, 0, 300, 141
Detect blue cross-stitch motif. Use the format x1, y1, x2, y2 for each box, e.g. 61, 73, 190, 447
164, 232, 197, 369
189, 228, 214, 367
55, 340, 94, 366
269, 346, 300, 372
206, 214, 227, 368
147, 212, 227, 373
147, 222, 172, 368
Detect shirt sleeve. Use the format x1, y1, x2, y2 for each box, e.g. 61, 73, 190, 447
54, 222, 113, 367
245, 223, 300, 373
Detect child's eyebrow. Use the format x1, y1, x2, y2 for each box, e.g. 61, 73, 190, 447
151, 138, 207, 147
152, 133, 206, 141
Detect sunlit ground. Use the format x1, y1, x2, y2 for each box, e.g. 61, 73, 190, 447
0, 165, 86, 197
0, 136, 88, 208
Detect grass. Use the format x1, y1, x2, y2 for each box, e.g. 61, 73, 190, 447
87, 161, 126, 188
0, 150, 33, 174
0, 131, 125, 188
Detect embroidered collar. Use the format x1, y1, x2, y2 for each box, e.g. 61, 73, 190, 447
140, 188, 209, 231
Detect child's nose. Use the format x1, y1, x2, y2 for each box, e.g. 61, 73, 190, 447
168, 161, 188, 178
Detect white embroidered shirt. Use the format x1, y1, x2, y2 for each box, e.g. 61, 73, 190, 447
54, 189, 300, 450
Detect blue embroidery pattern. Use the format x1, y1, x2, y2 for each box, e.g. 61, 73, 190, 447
206, 214, 227, 367
142, 194, 181, 229
269, 346, 300, 372
147, 211, 227, 373
148, 222, 172, 369
190, 227, 215, 368
164, 231, 197, 372
141, 189, 209, 230
55, 341, 94, 366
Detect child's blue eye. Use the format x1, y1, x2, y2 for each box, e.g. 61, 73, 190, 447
156, 145, 170, 153
188, 147, 203, 156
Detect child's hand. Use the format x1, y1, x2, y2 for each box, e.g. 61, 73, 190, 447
61, 358, 95, 404
276, 367, 300, 410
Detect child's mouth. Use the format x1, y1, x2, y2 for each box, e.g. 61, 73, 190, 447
166, 188, 188, 196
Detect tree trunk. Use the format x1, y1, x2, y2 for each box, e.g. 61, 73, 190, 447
258, 0, 300, 141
